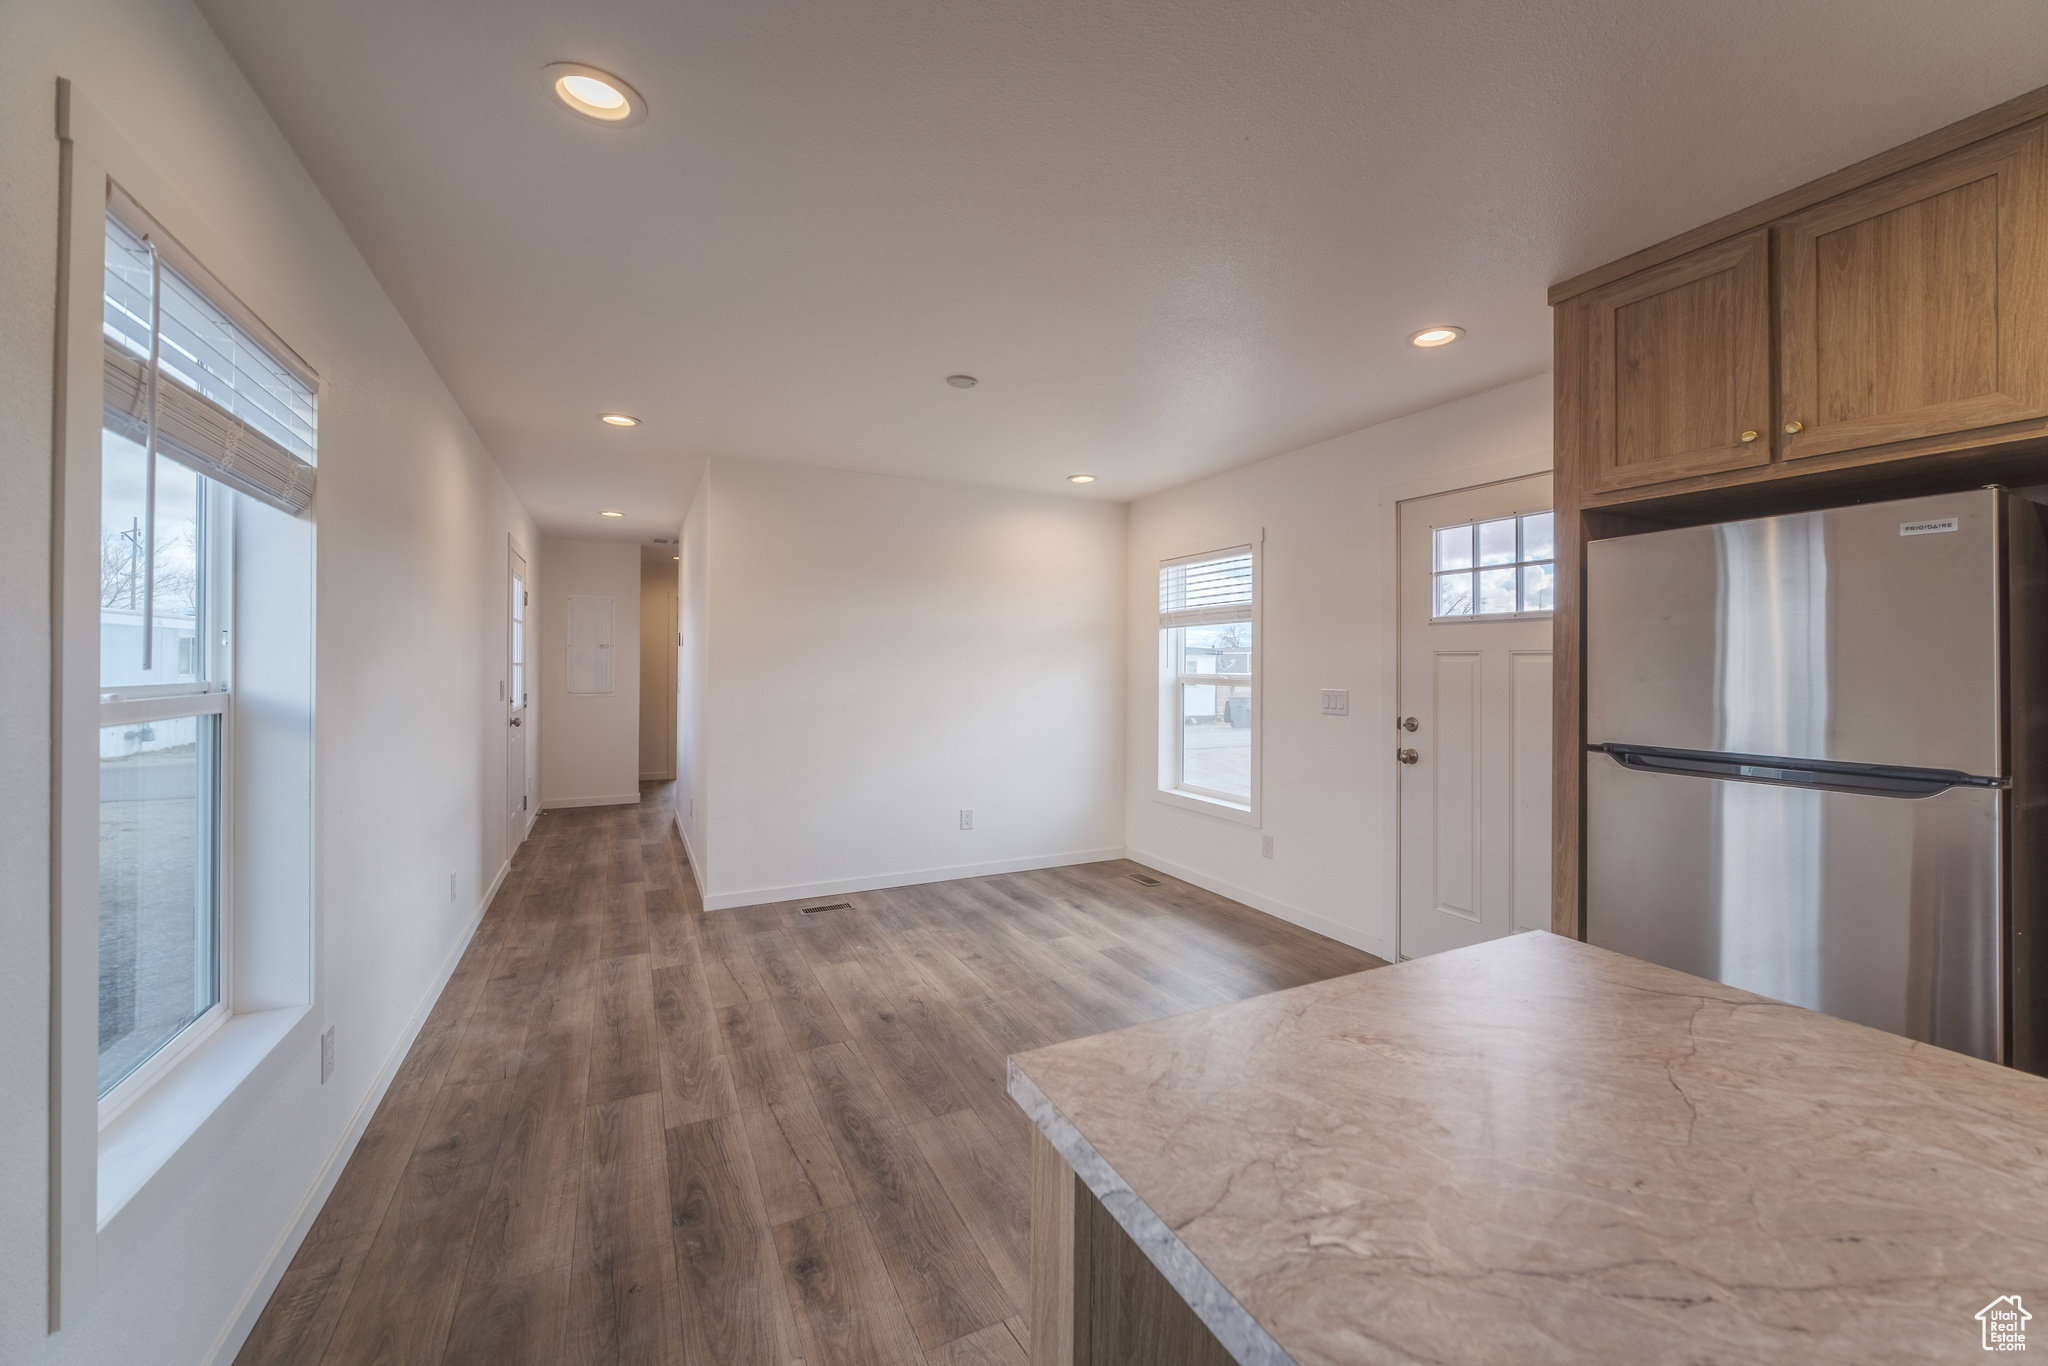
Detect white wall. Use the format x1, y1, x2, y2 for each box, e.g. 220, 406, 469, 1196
690, 459, 1126, 910
540, 539, 642, 807
0, 2, 538, 1361
1125, 374, 1553, 957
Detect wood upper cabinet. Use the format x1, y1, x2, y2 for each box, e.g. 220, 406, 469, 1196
1779, 120, 2048, 461
1584, 229, 1772, 492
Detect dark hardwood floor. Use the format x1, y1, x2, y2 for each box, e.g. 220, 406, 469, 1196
236, 783, 1385, 1366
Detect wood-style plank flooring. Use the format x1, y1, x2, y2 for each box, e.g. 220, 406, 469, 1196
236, 783, 1385, 1366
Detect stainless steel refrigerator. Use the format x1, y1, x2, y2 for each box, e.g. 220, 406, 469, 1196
1584, 487, 2048, 1073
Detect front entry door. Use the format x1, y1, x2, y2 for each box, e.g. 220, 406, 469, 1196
1397, 474, 1554, 959
508, 545, 530, 854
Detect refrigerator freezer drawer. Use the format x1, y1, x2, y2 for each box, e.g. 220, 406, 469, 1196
1586, 755, 2002, 1061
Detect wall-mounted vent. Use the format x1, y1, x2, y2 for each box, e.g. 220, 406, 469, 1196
1126, 873, 1163, 887
800, 902, 853, 915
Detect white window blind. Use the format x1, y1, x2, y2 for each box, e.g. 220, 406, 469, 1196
102, 190, 318, 515
1159, 548, 1254, 627
567, 596, 615, 695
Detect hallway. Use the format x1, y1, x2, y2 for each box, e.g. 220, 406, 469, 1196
233, 786, 1382, 1365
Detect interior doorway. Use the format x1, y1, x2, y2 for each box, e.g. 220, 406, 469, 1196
639, 552, 678, 781
1397, 473, 1554, 959
508, 542, 530, 854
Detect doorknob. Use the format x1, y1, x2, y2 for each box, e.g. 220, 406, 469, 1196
1397, 748, 1419, 765
510, 717, 522, 727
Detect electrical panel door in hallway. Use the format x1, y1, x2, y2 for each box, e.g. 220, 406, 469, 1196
235, 785, 1384, 1366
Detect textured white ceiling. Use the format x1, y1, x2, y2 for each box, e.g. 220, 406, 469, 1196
196, 0, 2048, 540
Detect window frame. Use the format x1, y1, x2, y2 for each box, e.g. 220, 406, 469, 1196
1427, 508, 1557, 623
1155, 542, 1262, 824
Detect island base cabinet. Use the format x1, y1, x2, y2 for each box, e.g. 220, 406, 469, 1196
1029, 1130, 1236, 1366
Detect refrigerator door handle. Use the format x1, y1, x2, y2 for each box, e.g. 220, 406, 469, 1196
1589, 743, 2004, 799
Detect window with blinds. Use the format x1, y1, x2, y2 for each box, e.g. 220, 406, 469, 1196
93, 185, 320, 1120
1159, 547, 1257, 809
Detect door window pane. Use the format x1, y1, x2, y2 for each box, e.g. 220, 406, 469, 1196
1478, 567, 1518, 615
101, 428, 207, 691
1182, 682, 1252, 799
511, 570, 526, 707
99, 713, 219, 1096
1435, 571, 1476, 617
1477, 518, 1518, 566
1520, 511, 1554, 562
1522, 563, 1555, 612
1433, 525, 1474, 571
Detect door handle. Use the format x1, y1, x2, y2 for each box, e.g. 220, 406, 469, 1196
1397, 748, 1419, 765
510, 717, 522, 727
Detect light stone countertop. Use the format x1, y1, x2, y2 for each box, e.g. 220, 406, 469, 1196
1007, 931, 2048, 1365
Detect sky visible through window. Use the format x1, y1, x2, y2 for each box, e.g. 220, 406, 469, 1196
1433, 511, 1554, 619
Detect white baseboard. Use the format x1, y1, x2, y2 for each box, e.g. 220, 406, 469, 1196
703, 846, 1128, 912
540, 791, 642, 810
1123, 848, 1387, 958
673, 808, 707, 902
203, 862, 502, 1366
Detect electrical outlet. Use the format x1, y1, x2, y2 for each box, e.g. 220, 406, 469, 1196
1261, 834, 1274, 859
320, 1026, 335, 1083
449, 872, 457, 903
960, 808, 974, 831
1320, 689, 1349, 716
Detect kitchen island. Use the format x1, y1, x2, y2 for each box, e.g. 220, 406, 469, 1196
1007, 932, 2048, 1365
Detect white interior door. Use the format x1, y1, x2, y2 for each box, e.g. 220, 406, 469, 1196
1398, 474, 1554, 959
507, 545, 530, 853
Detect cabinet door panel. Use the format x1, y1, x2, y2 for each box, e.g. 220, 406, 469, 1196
1587, 230, 1771, 492
1782, 121, 2048, 461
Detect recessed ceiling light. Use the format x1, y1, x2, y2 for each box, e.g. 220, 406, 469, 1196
599, 510, 625, 518
544, 63, 647, 127
599, 413, 640, 427
1409, 326, 1464, 348
945, 374, 978, 389
1067, 474, 1096, 484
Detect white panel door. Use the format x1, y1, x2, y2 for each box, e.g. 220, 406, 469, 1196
1398, 474, 1554, 958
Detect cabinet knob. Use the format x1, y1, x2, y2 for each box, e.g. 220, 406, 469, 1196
1784, 420, 1804, 434
1740, 430, 1758, 443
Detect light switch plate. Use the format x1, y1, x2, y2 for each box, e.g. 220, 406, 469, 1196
1320, 688, 1349, 716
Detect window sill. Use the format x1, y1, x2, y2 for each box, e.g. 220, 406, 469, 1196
1154, 786, 1260, 826
97, 1004, 313, 1270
